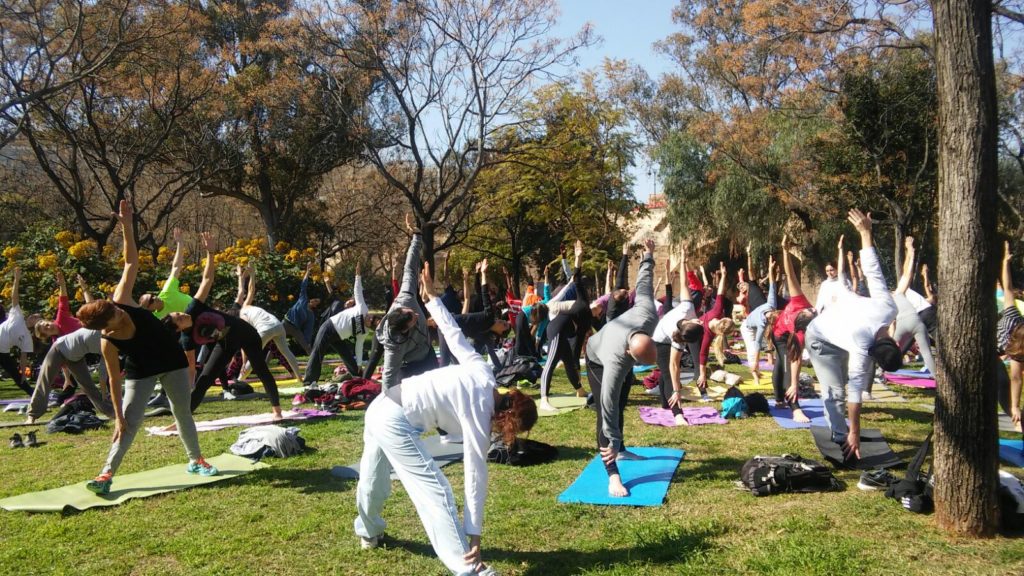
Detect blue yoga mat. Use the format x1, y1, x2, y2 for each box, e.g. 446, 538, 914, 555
632, 364, 656, 374
999, 438, 1024, 467
769, 398, 829, 429
890, 368, 932, 378
557, 447, 684, 507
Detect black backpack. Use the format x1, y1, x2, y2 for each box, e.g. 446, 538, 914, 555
495, 355, 542, 387
740, 454, 843, 496
885, 431, 934, 513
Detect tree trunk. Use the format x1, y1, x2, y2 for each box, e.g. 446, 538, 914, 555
931, 0, 1001, 537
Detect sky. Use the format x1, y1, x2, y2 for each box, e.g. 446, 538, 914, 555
554, 0, 680, 202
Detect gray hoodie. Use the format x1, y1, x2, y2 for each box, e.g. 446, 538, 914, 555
585, 252, 657, 451
377, 233, 433, 390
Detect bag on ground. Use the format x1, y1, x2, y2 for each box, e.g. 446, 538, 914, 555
740, 454, 842, 496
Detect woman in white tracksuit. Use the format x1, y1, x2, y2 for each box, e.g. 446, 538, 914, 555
237, 265, 302, 382
355, 267, 537, 576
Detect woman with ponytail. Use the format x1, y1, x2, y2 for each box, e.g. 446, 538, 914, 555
355, 265, 537, 576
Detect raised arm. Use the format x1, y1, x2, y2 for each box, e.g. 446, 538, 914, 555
167, 227, 185, 281
699, 264, 709, 288
895, 237, 916, 295
55, 269, 68, 299
234, 264, 247, 307
76, 274, 94, 304
10, 267, 20, 309
766, 255, 777, 309
112, 199, 138, 305
244, 264, 257, 307
836, 234, 846, 286
847, 250, 858, 294
746, 241, 754, 282
781, 234, 803, 298
616, 241, 630, 290
399, 214, 423, 299
193, 232, 216, 303
461, 267, 471, 314
354, 261, 365, 310
716, 261, 727, 296
921, 263, 935, 304
605, 260, 614, 296
677, 245, 692, 302
423, 266, 479, 365
1004, 242, 1016, 313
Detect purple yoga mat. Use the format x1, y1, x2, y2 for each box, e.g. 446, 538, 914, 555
0, 398, 30, 405
885, 374, 936, 389
740, 359, 772, 370
638, 406, 728, 427
145, 409, 334, 437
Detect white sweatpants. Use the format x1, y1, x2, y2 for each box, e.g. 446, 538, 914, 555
354, 395, 477, 575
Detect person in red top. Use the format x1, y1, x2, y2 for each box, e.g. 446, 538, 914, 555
765, 234, 816, 423
31, 270, 82, 341
678, 262, 732, 400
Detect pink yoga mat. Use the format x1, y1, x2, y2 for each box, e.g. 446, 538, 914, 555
638, 406, 728, 427
145, 409, 334, 437
885, 374, 936, 389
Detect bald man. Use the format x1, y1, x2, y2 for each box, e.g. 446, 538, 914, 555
585, 238, 659, 497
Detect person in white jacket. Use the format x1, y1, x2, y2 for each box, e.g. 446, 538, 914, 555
237, 264, 303, 382
355, 266, 537, 575
303, 263, 368, 385
804, 209, 901, 460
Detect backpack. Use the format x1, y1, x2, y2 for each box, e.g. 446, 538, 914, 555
745, 392, 771, 416
495, 355, 542, 387
885, 431, 934, 513
488, 438, 559, 466
740, 454, 842, 496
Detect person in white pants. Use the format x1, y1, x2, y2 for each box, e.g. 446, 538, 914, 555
236, 265, 302, 381
355, 266, 537, 576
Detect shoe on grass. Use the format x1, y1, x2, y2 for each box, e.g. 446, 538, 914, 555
360, 533, 384, 550
86, 472, 113, 494
9, 433, 24, 449
25, 431, 38, 448
186, 458, 219, 476
857, 469, 897, 491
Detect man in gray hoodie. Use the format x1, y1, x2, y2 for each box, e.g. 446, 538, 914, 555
585, 238, 659, 498
371, 215, 438, 391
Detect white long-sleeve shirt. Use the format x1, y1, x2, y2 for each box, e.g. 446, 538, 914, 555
805, 247, 898, 403
240, 305, 283, 338
328, 275, 368, 364
652, 299, 696, 350
815, 276, 852, 312
0, 305, 32, 354
400, 298, 495, 537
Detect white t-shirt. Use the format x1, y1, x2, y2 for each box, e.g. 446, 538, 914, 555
240, 305, 283, 337
0, 305, 33, 354
815, 277, 852, 313
903, 288, 932, 312
652, 300, 696, 349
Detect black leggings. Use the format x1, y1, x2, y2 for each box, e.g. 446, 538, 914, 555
771, 334, 800, 408
655, 342, 681, 416
0, 352, 31, 395
304, 322, 359, 384
191, 324, 280, 412
361, 333, 384, 380
586, 357, 631, 476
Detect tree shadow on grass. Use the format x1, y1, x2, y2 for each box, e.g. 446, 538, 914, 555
385, 522, 723, 576
252, 464, 354, 495
679, 455, 748, 482
867, 406, 935, 425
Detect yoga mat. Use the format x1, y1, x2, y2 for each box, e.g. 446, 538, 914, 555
999, 438, 1024, 467
632, 364, 656, 374
0, 453, 267, 513
1000, 414, 1022, 433
145, 409, 334, 437
331, 435, 464, 480
890, 368, 932, 377
557, 447, 684, 507
638, 406, 727, 427
810, 426, 902, 470
769, 398, 830, 429
539, 395, 589, 417
0, 398, 30, 406
740, 359, 773, 371
885, 374, 936, 389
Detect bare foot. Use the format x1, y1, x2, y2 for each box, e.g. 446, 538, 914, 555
674, 414, 686, 426
272, 407, 284, 421
540, 399, 556, 412
608, 474, 629, 498
751, 370, 761, 388
575, 388, 588, 398
24, 416, 36, 425
792, 408, 811, 424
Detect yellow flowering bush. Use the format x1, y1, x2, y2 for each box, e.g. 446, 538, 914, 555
36, 253, 59, 270
55, 230, 76, 248
68, 240, 97, 259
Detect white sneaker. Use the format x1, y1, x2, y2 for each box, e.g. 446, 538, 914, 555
360, 534, 382, 550
700, 393, 712, 403
643, 387, 659, 396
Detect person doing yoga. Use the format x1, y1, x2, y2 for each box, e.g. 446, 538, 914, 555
436, 259, 509, 368
674, 261, 732, 401
764, 234, 814, 423
740, 255, 777, 388
0, 268, 33, 395
236, 264, 303, 381
304, 262, 368, 384
27, 276, 113, 424
804, 209, 901, 460
361, 215, 436, 390
653, 243, 698, 425
995, 241, 1024, 431
586, 238, 659, 498
76, 200, 216, 494
138, 227, 192, 319
355, 265, 537, 576
891, 237, 936, 375
163, 232, 283, 421
538, 241, 592, 411
31, 270, 82, 342
283, 262, 322, 355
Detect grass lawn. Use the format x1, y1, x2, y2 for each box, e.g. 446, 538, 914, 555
0, 359, 1022, 576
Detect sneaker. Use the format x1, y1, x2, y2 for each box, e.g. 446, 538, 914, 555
86, 472, 113, 494
47, 390, 62, 408
9, 433, 24, 449
857, 469, 896, 491
360, 534, 384, 550
25, 431, 38, 448
700, 392, 712, 403
186, 458, 219, 477
643, 387, 660, 396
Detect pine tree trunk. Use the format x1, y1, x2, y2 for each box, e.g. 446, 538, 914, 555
931, 0, 1001, 537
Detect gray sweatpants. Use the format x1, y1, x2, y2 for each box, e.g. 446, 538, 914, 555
806, 333, 849, 443
102, 367, 202, 475
28, 346, 113, 420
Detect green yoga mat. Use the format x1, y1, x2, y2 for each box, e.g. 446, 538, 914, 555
0, 453, 267, 513
539, 395, 588, 417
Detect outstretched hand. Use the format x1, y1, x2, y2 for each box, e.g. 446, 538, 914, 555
1005, 241, 1013, 262
420, 264, 436, 299
574, 239, 584, 259
405, 213, 416, 233
644, 238, 655, 254
905, 235, 915, 251
847, 209, 872, 234
173, 227, 182, 243
113, 199, 132, 225
782, 233, 792, 250
767, 255, 776, 275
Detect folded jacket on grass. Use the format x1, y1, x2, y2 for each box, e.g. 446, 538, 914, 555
0, 453, 267, 512
810, 425, 902, 470
331, 435, 464, 480
557, 447, 685, 507
145, 409, 334, 437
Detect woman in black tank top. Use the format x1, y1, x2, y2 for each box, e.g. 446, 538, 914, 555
75, 200, 215, 495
